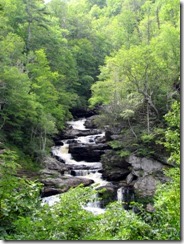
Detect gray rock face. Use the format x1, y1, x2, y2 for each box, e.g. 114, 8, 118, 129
41, 176, 94, 197
101, 151, 131, 181
133, 175, 158, 196
127, 155, 163, 176
84, 115, 98, 129
126, 173, 135, 185
43, 156, 69, 173
126, 155, 166, 197
101, 152, 168, 197
40, 156, 94, 197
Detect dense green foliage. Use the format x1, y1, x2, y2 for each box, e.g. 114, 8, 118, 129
89, 0, 180, 158
0, 0, 180, 160
0, 0, 110, 160
0, 143, 180, 240
0, 0, 180, 241
0, 99, 180, 240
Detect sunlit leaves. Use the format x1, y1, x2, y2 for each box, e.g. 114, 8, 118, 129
164, 101, 180, 164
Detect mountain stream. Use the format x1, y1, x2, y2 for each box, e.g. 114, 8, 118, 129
42, 118, 130, 214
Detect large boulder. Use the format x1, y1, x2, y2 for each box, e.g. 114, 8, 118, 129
69, 143, 111, 162
40, 176, 94, 197
127, 155, 163, 177
42, 156, 69, 174
133, 175, 158, 197
101, 151, 131, 181
84, 115, 98, 129
126, 155, 169, 197
101, 152, 169, 198
40, 156, 94, 197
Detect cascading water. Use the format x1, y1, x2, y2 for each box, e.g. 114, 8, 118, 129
117, 186, 135, 210
43, 118, 108, 214
117, 187, 124, 202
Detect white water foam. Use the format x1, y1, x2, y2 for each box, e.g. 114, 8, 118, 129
67, 118, 88, 130
52, 143, 102, 168
45, 118, 108, 214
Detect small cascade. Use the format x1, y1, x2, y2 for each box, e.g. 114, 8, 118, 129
67, 119, 88, 130
83, 193, 105, 215
42, 194, 60, 206
117, 186, 135, 210
52, 142, 102, 168
87, 193, 101, 208
117, 187, 124, 202
44, 118, 108, 214
43, 117, 139, 214
71, 169, 96, 176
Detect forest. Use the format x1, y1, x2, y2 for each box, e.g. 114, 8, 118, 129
0, 0, 180, 240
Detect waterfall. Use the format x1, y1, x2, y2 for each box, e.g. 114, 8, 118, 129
43, 117, 137, 214
117, 187, 124, 202
43, 118, 108, 214
42, 194, 60, 206
52, 142, 102, 168
117, 186, 135, 210
83, 193, 105, 215
67, 119, 88, 130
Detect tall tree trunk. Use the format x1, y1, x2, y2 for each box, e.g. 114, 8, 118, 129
147, 102, 150, 134
128, 118, 137, 138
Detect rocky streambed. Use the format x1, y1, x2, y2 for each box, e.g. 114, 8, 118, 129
40, 115, 171, 211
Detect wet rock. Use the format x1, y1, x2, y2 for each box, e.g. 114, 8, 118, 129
70, 163, 102, 171
52, 134, 64, 146
41, 188, 60, 197
39, 156, 95, 197
62, 128, 103, 139
69, 143, 111, 162
41, 176, 94, 197
42, 156, 69, 174
101, 151, 131, 181
53, 155, 65, 164
94, 135, 106, 143
84, 115, 98, 129
104, 130, 112, 141
66, 139, 79, 144
103, 169, 131, 181
40, 169, 61, 178
54, 140, 64, 146
126, 173, 136, 184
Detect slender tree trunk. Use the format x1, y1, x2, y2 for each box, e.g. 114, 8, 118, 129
147, 102, 150, 134
128, 118, 137, 138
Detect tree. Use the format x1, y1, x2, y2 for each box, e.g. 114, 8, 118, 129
0, 150, 42, 238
